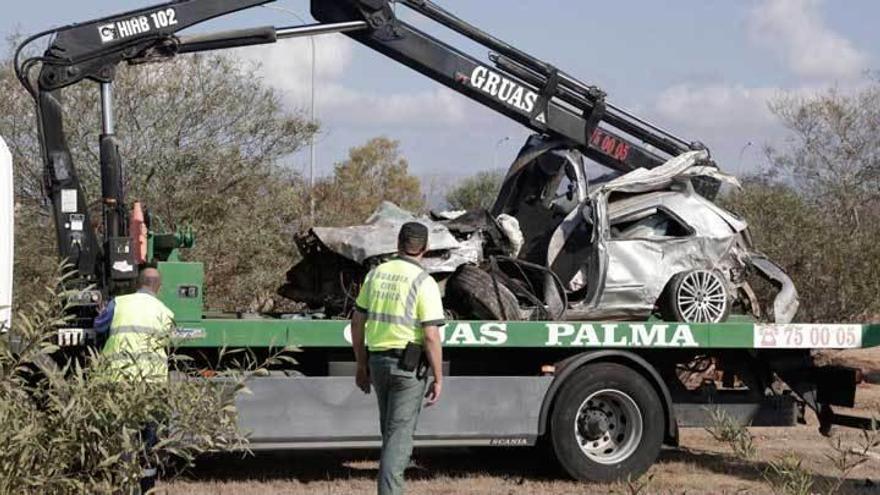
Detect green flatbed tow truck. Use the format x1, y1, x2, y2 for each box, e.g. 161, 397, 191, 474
9, 0, 879, 482
153, 257, 880, 482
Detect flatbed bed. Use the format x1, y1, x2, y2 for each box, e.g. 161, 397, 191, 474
167, 312, 879, 481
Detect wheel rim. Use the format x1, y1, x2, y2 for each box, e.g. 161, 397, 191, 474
574, 389, 644, 465
675, 270, 728, 323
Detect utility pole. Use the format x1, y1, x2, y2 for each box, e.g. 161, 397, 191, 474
266, 6, 317, 223
309, 39, 316, 223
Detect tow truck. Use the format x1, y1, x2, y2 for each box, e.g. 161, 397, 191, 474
6, 0, 879, 482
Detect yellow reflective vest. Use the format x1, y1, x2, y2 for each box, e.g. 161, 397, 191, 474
355, 257, 445, 351
102, 292, 174, 383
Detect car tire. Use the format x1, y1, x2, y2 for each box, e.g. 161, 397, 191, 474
550, 363, 665, 482
660, 269, 731, 323
445, 265, 521, 320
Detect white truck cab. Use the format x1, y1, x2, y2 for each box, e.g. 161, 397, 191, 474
1, 136, 12, 331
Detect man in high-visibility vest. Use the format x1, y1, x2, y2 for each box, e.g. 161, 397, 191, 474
94, 266, 174, 493
352, 222, 444, 495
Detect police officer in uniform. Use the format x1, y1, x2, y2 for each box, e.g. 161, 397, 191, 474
351, 222, 444, 495
95, 267, 174, 493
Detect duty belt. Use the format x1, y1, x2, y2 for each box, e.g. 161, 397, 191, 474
370, 349, 404, 357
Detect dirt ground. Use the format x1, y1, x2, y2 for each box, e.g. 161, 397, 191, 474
163, 349, 880, 495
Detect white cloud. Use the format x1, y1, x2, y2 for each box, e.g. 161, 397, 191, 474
649, 83, 788, 171
236, 34, 352, 105
646, 0, 871, 172
236, 34, 473, 128
748, 0, 868, 80
654, 84, 780, 133
314, 85, 470, 127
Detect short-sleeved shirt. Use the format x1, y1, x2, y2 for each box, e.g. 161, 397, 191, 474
355, 257, 444, 351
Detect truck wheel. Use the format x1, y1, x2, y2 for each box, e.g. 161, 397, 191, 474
445, 265, 521, 320
660, 270, 730, 323
550, 363, 664, 482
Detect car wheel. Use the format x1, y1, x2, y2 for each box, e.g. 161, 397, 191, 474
661, 269, 731, 323
445, 265, 521, 320
550, 363, 665, 482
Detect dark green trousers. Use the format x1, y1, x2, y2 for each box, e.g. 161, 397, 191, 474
369, 353, 428, 495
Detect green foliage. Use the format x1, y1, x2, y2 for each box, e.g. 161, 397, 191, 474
705, 407, 756, 460
724, 180, 880, 324
445, 169, 505, 211
313, 137, 424, 226
762, 454, 815, 495
9, 203, 55, 314
2, 49, 317, 311
0, 266, 270, 494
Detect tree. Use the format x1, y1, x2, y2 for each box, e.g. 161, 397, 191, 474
313, 137, 424, 226
722, 80, 880, 322
1, 49, 317, 310
445, 170, 505, 211
767, 83, 880, 230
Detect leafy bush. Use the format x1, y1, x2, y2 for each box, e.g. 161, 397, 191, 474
762, 454, 815, 495
0, 269, 269, 494
445, 169, 505, 211
722, 179, 880, 322
704, 407, 756, 460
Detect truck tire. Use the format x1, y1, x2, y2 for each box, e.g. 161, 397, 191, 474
445, 265, 521, 320
550, 363, 664, 482
659, 269, 731, 323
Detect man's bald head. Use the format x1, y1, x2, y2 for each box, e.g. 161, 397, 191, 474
138, 267, 162, 293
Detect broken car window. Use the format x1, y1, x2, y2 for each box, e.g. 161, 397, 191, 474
610, 208, 691, 240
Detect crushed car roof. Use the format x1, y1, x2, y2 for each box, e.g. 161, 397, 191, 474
310, 202, 460, 264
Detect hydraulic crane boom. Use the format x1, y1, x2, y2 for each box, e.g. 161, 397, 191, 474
15, 0, 364, 293
16, 0, 273, 294
16, 0, 710, 295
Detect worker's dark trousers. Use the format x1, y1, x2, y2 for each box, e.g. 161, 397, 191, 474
139, 422, 158, 494
369, 354, 428, 495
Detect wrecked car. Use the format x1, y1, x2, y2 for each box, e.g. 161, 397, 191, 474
279, 135, 799, 324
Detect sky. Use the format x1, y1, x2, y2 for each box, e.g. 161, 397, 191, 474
4, 0, 879, 194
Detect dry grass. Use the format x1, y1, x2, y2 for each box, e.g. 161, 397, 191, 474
159, 384, 880, 495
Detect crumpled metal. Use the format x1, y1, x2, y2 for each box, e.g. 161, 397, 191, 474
310, 201, 460, 265
299, 141, 799, 323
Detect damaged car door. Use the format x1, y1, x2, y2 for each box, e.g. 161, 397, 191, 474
598, 204, 694, 319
